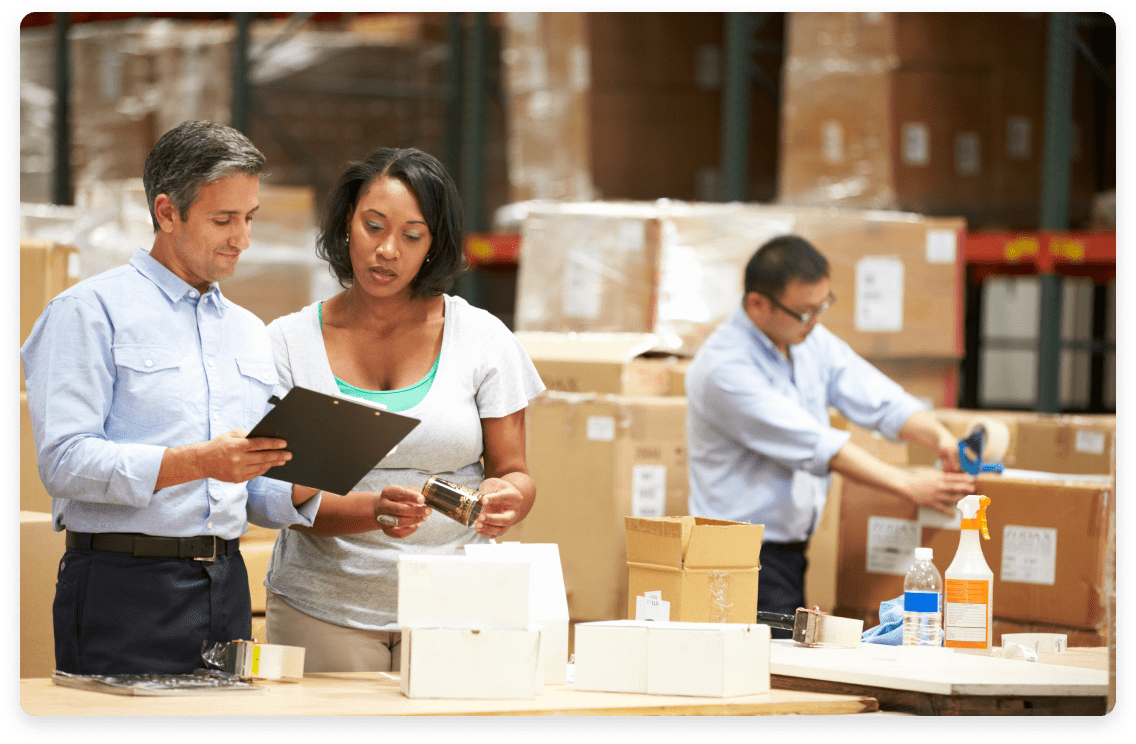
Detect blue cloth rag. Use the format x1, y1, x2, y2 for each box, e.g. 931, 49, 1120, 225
861, 595, 905, 645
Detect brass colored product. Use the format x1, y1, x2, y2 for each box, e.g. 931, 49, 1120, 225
422, 476, 484, 527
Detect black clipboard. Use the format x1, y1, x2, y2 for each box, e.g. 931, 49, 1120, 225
247, 386, 420, 495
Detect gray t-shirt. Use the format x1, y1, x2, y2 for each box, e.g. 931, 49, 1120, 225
262, 294, 545, 630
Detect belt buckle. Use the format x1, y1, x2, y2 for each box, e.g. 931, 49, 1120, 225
194, 537, 218, 562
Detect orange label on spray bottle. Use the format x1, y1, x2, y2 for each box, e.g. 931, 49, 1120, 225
944, 579, 990, 649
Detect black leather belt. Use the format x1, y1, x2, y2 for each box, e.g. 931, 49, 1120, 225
65, 531, 238, 561
762, 540, 810, 554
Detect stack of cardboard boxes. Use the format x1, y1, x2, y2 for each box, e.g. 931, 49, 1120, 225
509, 332, 690, 623
827, 408, 1115, 647
779, 12, 1101, 230
514, 200, 965, 406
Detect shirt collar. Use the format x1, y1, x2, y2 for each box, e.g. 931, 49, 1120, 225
729, 301, 785, 365
130, 247, 228, 310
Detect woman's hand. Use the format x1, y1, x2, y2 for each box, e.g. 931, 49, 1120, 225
474, 477, 525, 539
373, 484, 432, 538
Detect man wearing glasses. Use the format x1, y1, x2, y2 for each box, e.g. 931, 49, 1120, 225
684, 235, 973, 635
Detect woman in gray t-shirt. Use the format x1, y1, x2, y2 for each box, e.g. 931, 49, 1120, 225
261, 148, 544, 672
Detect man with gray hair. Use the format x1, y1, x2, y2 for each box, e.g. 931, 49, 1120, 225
21, 120, 321, 675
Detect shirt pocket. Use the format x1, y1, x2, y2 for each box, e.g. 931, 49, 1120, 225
112, 345, 186, 432
236, 358, 278, 426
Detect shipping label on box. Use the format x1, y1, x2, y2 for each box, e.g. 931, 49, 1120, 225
626, 516, 763, 624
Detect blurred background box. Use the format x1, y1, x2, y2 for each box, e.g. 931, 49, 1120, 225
836, 472, 1111, 633
515, 200, 964, 361
21, 512, 65, 679
515, 331, 686, 396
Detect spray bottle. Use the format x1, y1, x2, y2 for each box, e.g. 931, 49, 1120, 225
943, 495, 993, 650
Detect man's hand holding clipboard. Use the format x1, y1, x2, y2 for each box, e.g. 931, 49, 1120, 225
247, 386, 420, 495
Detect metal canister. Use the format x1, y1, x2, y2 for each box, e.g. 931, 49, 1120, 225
421, 476, 484, 527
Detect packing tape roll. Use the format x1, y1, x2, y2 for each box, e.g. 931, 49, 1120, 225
964, 417, 1011, 462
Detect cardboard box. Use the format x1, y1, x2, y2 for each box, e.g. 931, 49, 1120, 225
574, 620, 770, 697
837, 473, 1111, 630
399, 626, 544, 700
21, 511, 66, 679
514, 331, 687, 396
20, 239, 82, 390
625, 516, 763, 624
20, 392, 52, 513
464, 542, 570, 685
930, 409, 1115, 476
241, 540, 275, 615
514, 201, 964, 359
514, 392, 689, 622
397, 555, 530, 630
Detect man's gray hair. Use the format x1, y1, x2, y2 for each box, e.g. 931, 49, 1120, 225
142, 120, 266, 231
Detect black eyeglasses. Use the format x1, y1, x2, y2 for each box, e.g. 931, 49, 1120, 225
763, 291, 837, 324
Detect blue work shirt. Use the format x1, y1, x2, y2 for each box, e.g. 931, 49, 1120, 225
685, 301, 924, 542
20, 247, 320, 538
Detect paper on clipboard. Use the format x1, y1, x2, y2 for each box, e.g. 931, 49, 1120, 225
247, 386, 420, 495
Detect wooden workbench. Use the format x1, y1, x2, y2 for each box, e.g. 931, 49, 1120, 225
769, 641, 1109, 715
21, 671, 877, 716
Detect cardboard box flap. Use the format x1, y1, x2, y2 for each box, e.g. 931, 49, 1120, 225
625, 517, 688, 569
684, 520, 764, 569
515, 331, 684, 363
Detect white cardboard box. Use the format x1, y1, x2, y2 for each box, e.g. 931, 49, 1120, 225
574, 620, 771, 698
464, 542, 570, 684
399, 626, 544, 699
396, 555, 530, 629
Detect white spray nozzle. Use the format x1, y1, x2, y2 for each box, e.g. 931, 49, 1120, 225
957, 494, 991, 539
957, 494, 981, 519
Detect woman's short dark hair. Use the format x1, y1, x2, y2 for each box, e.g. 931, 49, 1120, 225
317, 148, 466, 298
744, 234, 829, 299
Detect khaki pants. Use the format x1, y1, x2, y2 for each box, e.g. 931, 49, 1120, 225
265, 590, 401, 673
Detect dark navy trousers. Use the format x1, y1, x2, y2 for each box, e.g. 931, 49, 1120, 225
52, 547, 252, 675
757, 541, 809, 639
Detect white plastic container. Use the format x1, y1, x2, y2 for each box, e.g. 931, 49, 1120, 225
943, 495, 994, 650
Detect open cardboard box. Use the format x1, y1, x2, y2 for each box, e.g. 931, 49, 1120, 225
625, 516, 763, 623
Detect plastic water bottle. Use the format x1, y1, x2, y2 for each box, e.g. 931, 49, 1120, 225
902, 547, 943, 646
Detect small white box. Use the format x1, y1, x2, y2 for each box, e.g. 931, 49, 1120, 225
397, 555, 530, 629
1001, 633, 1068, 655
399, 626, 544, 699
574, 621, 770, 698
573, 620, 649, 693
464, 542, 570, 684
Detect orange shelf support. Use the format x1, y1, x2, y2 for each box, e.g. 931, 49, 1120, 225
964, 231, 1115, 282
464, 232, 521, 267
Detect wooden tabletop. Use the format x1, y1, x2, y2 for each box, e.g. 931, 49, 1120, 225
769, 641, 1109, 715
21, 671, 878, 717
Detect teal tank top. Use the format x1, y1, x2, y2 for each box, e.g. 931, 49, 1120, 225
319, 302, 438, 413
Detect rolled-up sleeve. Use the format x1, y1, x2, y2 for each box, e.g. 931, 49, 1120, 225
702, 359, 852, 477
21, 296, 165, 507
825, 338, 926, 441
246, 477, 321, 529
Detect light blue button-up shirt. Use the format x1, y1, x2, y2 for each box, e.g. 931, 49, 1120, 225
685, 301, 924, 542
20, 247, 320, 538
